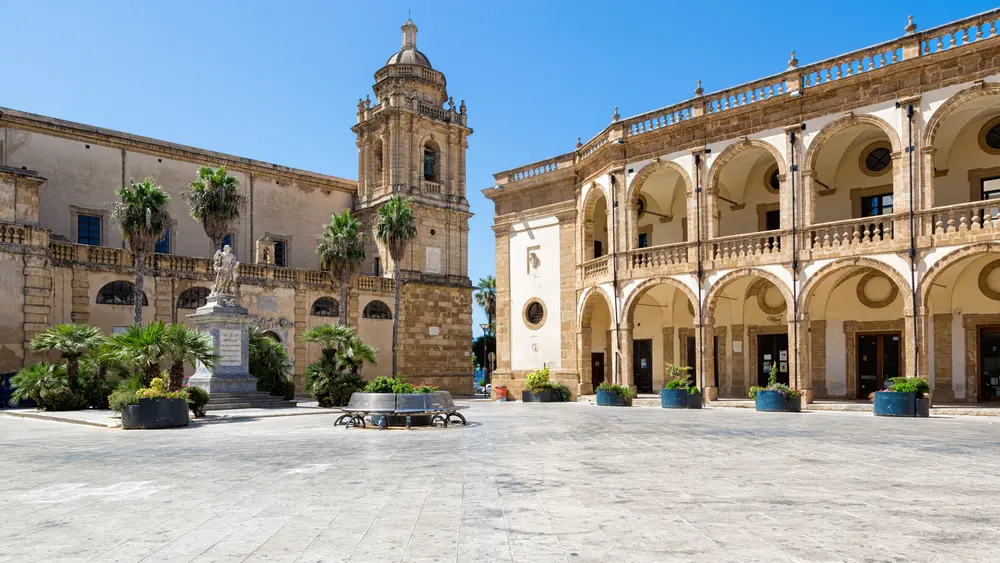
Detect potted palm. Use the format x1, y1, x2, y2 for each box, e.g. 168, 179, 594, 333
596, 381, 634, 407
660, 363, 695, 409
521, 365, 570, 402
121, 376, 190, 430
873, 377, 931, 417
749, 362, 802, 412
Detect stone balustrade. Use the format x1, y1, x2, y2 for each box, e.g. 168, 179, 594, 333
578, 134, 608, 161
500, 153, 574, 184
806, 216, 895, 256
711, 230, 785, 264
920, 11, 998, 55
705, 75, 787, 113
423, 180, 442, 194
47, 240, 393, 293
624, 103, 693, 137
374, 64, 445, 86
928, 199, 1000, 236
801, 44, 903, 89
418, 102, 449, 122
628, 242, 690, 271
581, 256, 610, 281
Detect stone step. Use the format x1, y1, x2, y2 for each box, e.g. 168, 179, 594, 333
203, 392, 298, 411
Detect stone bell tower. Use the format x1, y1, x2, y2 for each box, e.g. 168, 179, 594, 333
351, 18, 473, 390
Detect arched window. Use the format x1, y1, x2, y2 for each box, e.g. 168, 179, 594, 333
263, 331, 281, 342
96, 281, 148, 306
311, 297, 340, 317
363, 300, 392, 320
423, 141, 439, 181
177, 287, 210, 310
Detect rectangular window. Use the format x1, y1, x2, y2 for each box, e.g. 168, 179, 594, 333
861, 193, 894, 217
593, 240, 603, 258
423, 149, 436, 181
155, 228, 170, 254
637, 233, 649, 248
77, 214, 101, 246
274, 240, 287, 267
982, 177, 1000, 200
373, 257, 381, 277
765, 209, 780, 231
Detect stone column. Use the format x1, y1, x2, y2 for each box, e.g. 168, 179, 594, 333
618, 323, 634, 390
932, 314, 954, 402
696, 318, 716, 401
789, 312, 811, 403
577, 329, 593, 396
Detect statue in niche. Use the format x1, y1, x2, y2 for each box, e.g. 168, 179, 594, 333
211, 245, 239, 298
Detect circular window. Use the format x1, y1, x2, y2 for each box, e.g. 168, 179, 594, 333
636, 195, 647, 218
860, 142, 892, 176
979, 117, 1000, 155
764, 164, 780, 194
523, 299, 546, 329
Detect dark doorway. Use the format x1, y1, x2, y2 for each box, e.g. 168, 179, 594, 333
980, 327, 1000, 401
633, 339, 653, 393
594, 240, 603, 258
857, 333, 901, 398
686, 336, 697, 387
765, 209, 780, 230
713, 336, 720, 388
757, 333, 789, 387
591, 352, 605, 390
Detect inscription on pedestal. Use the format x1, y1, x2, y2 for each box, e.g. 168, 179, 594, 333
218, 329, 243, 367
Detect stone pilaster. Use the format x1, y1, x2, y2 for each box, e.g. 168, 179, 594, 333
731, 324, 746, 395
618, 323, 633, 389
809, 320, 827, 399
696, 319, 716, 400
293, 287, 309, 392
70, 265, 90, 325
559, 218, 577, 373
154, 277, 173, 323
22, 244, 51, 364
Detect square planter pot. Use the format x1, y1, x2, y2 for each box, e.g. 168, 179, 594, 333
122, 398, 190, 430
873, 391, 917, 417
522, 389, 561, 402
687, 392, 703, 409
915, 397, 930, 418
660, 389, 689, 409
755, 390, 788, 412
596, 388, 629, 406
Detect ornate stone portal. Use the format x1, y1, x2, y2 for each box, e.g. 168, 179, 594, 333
187, 245, 257, 394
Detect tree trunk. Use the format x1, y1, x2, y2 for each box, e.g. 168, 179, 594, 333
67, 358, 79, 389
168, 361, 185, 392
392, 260, 400, 377
339, 274, 349, 327
142, 363, 160, 387
133, 250, 145, 325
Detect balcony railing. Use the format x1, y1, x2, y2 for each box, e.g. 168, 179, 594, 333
629, 241, 691, 270
711, 230, 785, 263
581, 256, 610, 281
926, 199, 1000, 236
806, 216, 895, 253
423, 179, 442, 194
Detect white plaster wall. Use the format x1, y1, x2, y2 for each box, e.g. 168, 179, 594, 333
825, 320, 847, 396
509, 217, 562, 370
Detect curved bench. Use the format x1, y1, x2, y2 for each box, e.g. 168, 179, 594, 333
336, 391, 468, 430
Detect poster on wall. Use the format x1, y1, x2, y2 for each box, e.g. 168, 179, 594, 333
733, 341, 743, 353
779, 361, 788, 372
779, 350, 788, 361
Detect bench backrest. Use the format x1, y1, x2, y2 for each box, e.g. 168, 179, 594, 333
347, 393, 396, 411
396, 393, 432, 412
427, 391, 456, 409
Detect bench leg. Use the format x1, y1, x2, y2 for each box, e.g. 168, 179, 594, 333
378, 416, 388, 430
406, 415, 412, 430
449, 412, 467, 426
334, 414, 350, 426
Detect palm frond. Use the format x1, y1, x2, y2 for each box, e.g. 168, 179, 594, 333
111, 178, 171, 253
375, 195, 417, 261
28, 324, 105, 360
187, 165, 246, 245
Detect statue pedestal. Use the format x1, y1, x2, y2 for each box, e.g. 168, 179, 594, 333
187, 294, 257, 394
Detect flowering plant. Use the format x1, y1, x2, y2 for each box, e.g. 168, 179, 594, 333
748, 363, 801, 400
415, 383, 439, 394
136, 376, 190, 401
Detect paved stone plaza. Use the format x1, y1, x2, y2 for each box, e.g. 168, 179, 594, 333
3, 403, 1000, 562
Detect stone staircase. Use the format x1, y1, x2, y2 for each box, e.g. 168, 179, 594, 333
205, 392, 298, 411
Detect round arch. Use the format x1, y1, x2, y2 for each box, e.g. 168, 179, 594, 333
579, 286, 615, 327
706, 138, 788, 191
800, 257, 914, 313
625, 160, 693, 206
919, 242, 1000, 306
579, 183, 611, 261
803, 113, 903, 174
923, 83, 1000, 148
704, 267, 793, 321
622, 276, 699, 324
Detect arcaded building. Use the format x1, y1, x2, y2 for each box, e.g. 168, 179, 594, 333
0, 19, 473, 392
486, 10, 1000, 403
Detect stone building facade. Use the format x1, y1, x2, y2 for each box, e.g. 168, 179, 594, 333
0, 19, 473, 392
486, 10, 1000, 403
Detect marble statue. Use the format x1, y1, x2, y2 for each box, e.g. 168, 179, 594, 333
211, 244, 239, 297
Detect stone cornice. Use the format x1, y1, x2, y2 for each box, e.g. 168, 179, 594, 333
0, 107, 359, 195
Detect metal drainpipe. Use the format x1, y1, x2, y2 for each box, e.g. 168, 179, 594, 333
695, 154, 704, 390
789, 126, 804, 390
610, 173, 622, 385
902, 102, 919, 379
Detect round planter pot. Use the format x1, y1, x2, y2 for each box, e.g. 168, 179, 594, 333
687, 392, 703, 409
755, 390, 788, 412
596, 388, 628, 406
786, 396, 802, 413
122, 398, 190, 430
660, 389, 689, 409
873, 391, 917, 417
915, 396, 930, 418
522, 389, 561, 402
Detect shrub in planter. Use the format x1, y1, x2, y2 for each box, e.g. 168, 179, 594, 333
122, 377, 190, 430
109, 389, 139, 413
661, 363, 697, 409
872, 377, 930, 417
596, 382, 634, 406
39, 386, 83, 411
687, 386, 703, 409
78, 372, 117, 409
364, 375, 414, 394
749, 364, 802, 412
522, 366, 570, 402
185, 385, 210, 417
415, 383, 439, 394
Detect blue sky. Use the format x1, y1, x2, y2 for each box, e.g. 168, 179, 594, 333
1, 0, 995, 331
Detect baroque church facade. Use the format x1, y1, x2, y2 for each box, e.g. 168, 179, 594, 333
486, 10, 1000, 403
0, 19, 473, 392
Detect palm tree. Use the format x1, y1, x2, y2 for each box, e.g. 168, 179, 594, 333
163, 324, 218, 391
474, 276, 497, 337
249, 326, 294, 395
302, 324, 376, 406
376, 195, 417, 377
28, 324, 105, 388
316, 210, 366, 326
107, 321, 168, 386
187, 166, 247, 254
112, 178, 171, 325
11, 362, 68, 406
